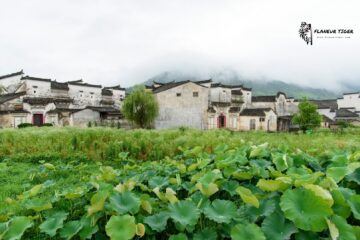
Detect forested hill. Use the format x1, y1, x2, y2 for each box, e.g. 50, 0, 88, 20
143, 71, 339, 100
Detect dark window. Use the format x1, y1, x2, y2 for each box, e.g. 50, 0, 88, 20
193, 92, 199, 97
33, 90, 36, 94
32, 86, 38, 88
260, 117, 265, 122
79, 90, 84, 93
33, 114, 44, 126
176, 93, 181, 97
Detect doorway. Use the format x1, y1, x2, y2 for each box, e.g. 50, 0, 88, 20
33, 114, 44, 126
218, 114, 226, 128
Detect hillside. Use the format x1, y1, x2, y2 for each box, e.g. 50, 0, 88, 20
144, 71, 339, 100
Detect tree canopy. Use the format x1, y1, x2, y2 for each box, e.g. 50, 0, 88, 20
292, 98, 321, 132
122, 85, 159, 128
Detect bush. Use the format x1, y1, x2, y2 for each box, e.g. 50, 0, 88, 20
17, 123, 33, 128
41, 123, 53, 127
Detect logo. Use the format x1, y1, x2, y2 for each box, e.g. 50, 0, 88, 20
299, 22, 313, 45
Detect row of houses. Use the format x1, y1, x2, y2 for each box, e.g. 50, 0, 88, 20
0, 70, 126, 128
147, 80, 360, 131
1, 70, 359, 130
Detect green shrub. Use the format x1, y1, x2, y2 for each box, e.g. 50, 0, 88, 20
17, 123, 33, 128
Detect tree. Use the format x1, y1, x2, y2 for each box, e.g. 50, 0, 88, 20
122, 85, 159, 128
292, 98, 321, 132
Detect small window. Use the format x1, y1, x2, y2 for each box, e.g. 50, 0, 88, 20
90, 92, 94, 94
33, 90, 36, 94
176, 93, 181, 97
259, 117, 265, 122
32, 85, 38, 88
79, 90, 84, 93
193, 92, 199, 97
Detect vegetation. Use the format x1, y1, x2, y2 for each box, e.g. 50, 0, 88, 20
123, 85, 159, 128
0, 128, 360, 239
292, 98, 322, 132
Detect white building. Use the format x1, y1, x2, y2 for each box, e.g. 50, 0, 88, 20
0, 70, 126, 128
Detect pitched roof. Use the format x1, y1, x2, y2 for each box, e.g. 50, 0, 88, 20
152, 80, 207, 94
0, 70, 24, 80
240, 108, 272, 116
23, 97, 53, 105
0, 91, 26, 104
231, 90, 243, 95
47, 108, 83, 114
343, 92, 359, 95
21, 76, 52, 82
104, 85, 126, 90
0, 109, 29, 115
251, 95, 276, 102
67, 79, 102, 88
51, 81, 69, 90
335, 108, 359, 118
210, 83, 244, 89
195, 79, 212, 84
102, 89, 113, 96
229, 107, 241, 113
207, 107, 216, 113
86, 106, 119, 112
310, 99, 338, 111
322, 115, 335, 123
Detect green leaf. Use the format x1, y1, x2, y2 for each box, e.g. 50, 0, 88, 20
39, 211, 68, 237
327, 167, 350, 183
168, 200, 200, 228
348, 194, 360, 220
272, 153, 289, 172
59, 220, 83, 240
3, 217, 33, 240
78, 216, 99, 239
105, 215, 136, 240
169, 233, 188, 240
236, 186, 259, 208
280, 188, 333, 232
231, 223, 266, 240
261, 210, 297, 240
193, 228, 217, 240
330, 215, 356, 240
87, 191, 109, 216
331, 189, 351, 218
144, 212, 169, 232
221, 180, 239, 196
23, 198, 52, 212
148, 176, 169, 189
107, 191, 140, 215
256, 179, 290, 192
204, 199, 237, 223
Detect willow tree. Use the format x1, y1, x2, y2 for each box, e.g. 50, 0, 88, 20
122, 85, 159, 128
292, 97, 321, 132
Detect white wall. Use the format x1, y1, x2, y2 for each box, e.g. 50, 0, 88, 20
337, 93, 360, 111
68, 84, 102, 107
155, 82, 209, 129
25, 80, 51, 97
0, 75, 23, 93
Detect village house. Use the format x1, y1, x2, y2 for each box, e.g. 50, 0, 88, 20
149, 79, 298, 131
311, 92, 360, 127
0, 70, 125, 128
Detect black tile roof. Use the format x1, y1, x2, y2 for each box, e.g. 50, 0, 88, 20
102, 89, 113, 96
195, 79, 212, 84
51, 81, 69, 90
231, 90, 243, 95
322, 115, 335, 123
210, 83, 244, 89
104, 85, 126, 90
310, 99, 338, 111
251, 96, 276, 102
152, 80, 207, 94
0, 91, 26, 104
229, 107, 241, 113
343, 92, 359, 95
47, 108, 83, 114
86, 106, 119, 112
207, 107, 216, 113
240, 108, 272, 116
0, 70, 24, 80
67, 80, 102, 88
0, 109, 29, 115
21, 75, 52, 82
23, 97, 54, 105
335, 108, 359, 118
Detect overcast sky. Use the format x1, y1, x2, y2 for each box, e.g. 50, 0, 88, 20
0, 0, 359, 90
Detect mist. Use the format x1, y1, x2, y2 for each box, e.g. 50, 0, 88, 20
0, 0, 359, 91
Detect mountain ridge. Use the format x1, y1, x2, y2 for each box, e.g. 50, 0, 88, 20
143, 71, 340, 100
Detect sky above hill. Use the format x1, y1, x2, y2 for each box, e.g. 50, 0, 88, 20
0, 0, 359, 91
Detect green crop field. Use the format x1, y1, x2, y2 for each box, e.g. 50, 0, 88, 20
0, 128, 360, 239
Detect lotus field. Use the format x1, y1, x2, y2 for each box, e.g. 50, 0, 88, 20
0, 128, 360, 239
